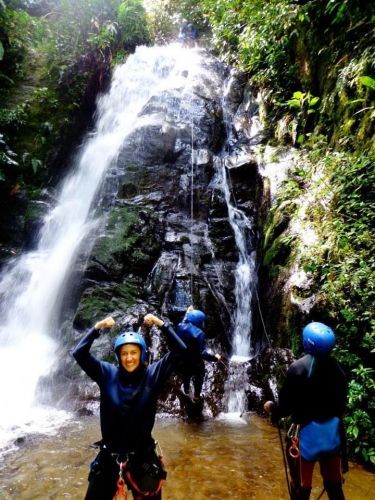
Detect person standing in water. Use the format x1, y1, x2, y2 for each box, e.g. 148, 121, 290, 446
264, 322, 348, 500
73, 312, 187, 499
176, 308, 221, 402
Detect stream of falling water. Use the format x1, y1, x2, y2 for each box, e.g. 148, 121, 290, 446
0, 44, 206, 458
217, 77, 259, 419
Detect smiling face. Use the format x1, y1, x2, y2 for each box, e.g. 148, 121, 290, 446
119, 343, 142, 372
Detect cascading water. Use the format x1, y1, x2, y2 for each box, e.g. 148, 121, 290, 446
221, 161, 257, 359
216, 157, 257, 418
0, 44, 204, 456
218, 79, 261, 419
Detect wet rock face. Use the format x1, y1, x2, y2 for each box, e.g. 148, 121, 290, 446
69, 51, 263, 415
0, 191, 27, 270
245, 347, 295, 413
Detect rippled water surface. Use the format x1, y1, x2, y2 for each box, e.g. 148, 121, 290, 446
0, 415, 373, 499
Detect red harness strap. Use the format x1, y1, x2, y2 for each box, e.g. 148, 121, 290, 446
125, 464, 164, 497
287, 424, 301, 459
114, 457, 165, 499
113, 462, 127, 500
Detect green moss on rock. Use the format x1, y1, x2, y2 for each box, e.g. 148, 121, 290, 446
92, 204, 162, 277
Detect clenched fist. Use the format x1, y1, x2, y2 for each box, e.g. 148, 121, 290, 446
95, 316, 116, 330
143, 313, 164, 328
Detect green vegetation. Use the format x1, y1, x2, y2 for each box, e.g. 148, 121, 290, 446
74, 280, 138, 328
0, 0, 149, 189
262, 144, 375, 465
118, 0, 150, 49
93, 205, 161, 274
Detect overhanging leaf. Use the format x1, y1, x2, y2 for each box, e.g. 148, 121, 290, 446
359, 76, 375, 91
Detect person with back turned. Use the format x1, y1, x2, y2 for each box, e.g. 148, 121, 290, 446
72, 312, 187, 499
176, 307, 221, 402
264, 322, 348, 500
178, 19, 198, 48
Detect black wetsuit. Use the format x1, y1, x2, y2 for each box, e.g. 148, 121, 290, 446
272, 354, 348, 500
73, 322, 186, 499
275, 354, 347, 424
176, 321, 217, 398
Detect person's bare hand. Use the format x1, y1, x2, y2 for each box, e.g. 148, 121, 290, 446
263, 401, 274, 415
143, 314, 164, 328
95, 316, 115, 330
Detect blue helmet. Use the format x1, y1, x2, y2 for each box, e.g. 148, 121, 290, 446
302, 322, 335, 356
186, 309, 206, 328
114, 331, 148, 364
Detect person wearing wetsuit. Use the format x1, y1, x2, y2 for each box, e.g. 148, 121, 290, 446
176, 308, 221, 401
264, 322, 348, 500
73, 313, 187, 499
178, 20, 198, 47
178, 19, 188, 42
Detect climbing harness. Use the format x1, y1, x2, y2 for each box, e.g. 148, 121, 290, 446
112, 442, 166, 499
287, 423, 300, 459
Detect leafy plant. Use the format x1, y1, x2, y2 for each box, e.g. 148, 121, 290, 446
345, 365, 375, 465
117, 0, 150, 49
0, 132, 18, 181
359, 75, 375, 91
282, 91, 320, 144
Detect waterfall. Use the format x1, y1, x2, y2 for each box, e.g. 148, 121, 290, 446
0, 44, 204, 456
216, 157, 257, 419
218, 79, 261, 419
220, 160, 256, 358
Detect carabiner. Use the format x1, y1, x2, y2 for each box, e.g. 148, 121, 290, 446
289, 437, 300, 459
113, 462, 127, 500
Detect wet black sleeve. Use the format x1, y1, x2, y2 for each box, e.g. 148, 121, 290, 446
72, 327, 106, 383
270, 357, 309, 422
161, 321, 187, 353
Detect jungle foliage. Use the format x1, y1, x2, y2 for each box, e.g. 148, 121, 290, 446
264, 144, 375, 465
0, 0, 149, 188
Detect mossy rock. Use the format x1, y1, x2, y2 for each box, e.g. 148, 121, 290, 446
74, 287, 114, 329
74, 277, 142, 329
112, 281, 137, 307
92, 205, 161, 277
263, 209, 291, 251
263, 233, 294, 267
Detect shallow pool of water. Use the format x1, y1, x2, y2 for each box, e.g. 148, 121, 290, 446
0, 414, 373, 499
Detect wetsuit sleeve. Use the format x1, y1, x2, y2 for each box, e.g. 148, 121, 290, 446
270, 364, 299, 423
161, 321, 187, 353
146, 322, 188, 388
72, 327, 106, 384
